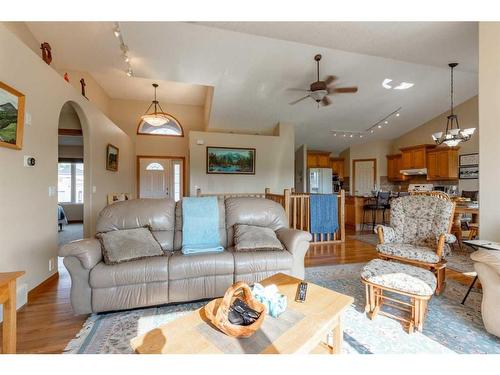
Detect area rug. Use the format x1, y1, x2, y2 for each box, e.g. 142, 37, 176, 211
65, 263, 499, 354
349, 233, 475, 274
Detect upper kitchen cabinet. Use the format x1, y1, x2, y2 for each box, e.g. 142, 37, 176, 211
386, 154, 406, 181
400, 144, 436, 170
330, 157, 345, 180
426, 147, 459, 181
307, 151, 331, 168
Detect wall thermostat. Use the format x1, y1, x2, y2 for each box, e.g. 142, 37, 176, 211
196, 139, 204, 145
24, 156, 36, 167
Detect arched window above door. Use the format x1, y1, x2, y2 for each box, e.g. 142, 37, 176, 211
145, 162, 164, 171
137, 113, 184, 137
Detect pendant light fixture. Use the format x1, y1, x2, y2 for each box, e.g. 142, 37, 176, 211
432, 63, 475, 147
141, 83, 169, 126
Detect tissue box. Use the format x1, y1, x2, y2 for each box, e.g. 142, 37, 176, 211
252, 283, 287, 318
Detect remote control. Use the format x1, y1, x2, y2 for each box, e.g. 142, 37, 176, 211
295, 282, 308, 303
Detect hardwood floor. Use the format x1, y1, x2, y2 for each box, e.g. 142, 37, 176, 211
0, 234, 477, 354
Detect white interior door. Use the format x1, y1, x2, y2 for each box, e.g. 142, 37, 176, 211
139, 158, 184, 201
354, 160, 375, 196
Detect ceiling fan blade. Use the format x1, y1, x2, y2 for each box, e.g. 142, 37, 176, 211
286, 88, 310, 92
289, 95, 310, 105
324, 75, 337, 85
334, 87, 358, 93
321, 96, 331, 106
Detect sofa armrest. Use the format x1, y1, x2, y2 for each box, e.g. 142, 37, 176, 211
471, 249, 500, 271
276, 228, 312, 280
59, 238, 102, 270
375, 225, 396, 244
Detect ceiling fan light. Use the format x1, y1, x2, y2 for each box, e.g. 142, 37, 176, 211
141, 113, 168, 127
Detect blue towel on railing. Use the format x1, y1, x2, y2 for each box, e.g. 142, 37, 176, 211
181, 196, 223, 254
310, 194, 339, 234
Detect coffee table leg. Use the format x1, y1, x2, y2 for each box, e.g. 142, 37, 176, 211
332, 316, 343, 354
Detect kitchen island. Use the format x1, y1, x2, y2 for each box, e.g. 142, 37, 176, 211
345, 195, 390, 232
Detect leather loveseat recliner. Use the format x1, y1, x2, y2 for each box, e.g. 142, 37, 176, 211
59, 197, 312, 314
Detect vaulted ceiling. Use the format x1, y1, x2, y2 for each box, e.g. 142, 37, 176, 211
26, 22, 478, 153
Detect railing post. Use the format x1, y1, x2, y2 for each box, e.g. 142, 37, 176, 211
265, 188, 271, 197
196, 188, 202, 197
284, 189, 291, 227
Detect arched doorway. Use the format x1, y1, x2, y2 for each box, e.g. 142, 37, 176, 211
57, 102, 86, 247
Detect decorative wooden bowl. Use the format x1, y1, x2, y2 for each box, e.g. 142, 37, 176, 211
205, 281, 266, 338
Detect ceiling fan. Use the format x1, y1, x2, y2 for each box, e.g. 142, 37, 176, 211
289, 54, 358, 107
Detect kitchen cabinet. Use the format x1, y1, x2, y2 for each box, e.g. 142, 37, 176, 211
330, 157, 345, 180
426, 148, 459, 180
400, 145, 435, 170
307, 151, 331, 168
386, 154, 406, 181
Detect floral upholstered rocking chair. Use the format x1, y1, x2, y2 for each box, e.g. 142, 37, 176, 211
375, 192, 456, 294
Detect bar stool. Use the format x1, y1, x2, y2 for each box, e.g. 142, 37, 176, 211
362, 192, 390, 232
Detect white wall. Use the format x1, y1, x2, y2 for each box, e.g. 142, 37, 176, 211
0, 24, 134, 292
189, 123, 295, 196
479, 23, 500, 241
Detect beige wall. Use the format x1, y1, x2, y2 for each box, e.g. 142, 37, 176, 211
479, 23, 500, 241
108, 99, 205, 196
0, 25, 133, 292
294, 144, 307, 193
189, 123, 295, 196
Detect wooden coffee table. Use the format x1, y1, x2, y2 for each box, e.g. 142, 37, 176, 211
130, 273, 353, 354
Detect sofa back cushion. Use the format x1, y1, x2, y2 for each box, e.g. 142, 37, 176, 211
173, 196, 227, 251
225, 197, 288, 247
390, 195, 454, 248
96, 198, 176, 251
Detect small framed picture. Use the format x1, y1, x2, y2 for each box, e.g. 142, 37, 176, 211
0, 81, 25, 150
106, 144, 119, 171
459, 165, 479, 179
206, 146, 256, 175
459, 153, 479, 166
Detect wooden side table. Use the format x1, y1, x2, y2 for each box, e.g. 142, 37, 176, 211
0, 271, 25, 354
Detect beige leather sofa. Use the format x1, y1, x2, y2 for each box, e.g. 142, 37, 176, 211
470, 249, 500, 337
59, 197, 312, 314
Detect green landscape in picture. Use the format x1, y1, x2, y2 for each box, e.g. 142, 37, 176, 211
207, 147, 255, 174
0, 91, 19, 144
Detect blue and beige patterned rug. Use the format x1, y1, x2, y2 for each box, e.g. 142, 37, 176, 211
65, 263, 500, 354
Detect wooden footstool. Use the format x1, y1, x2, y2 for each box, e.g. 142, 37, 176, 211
361, 259, 436, 333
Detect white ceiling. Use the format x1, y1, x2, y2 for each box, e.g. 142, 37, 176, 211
26, 22, 478, 153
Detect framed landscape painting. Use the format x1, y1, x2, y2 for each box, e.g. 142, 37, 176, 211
0, 81, 25, 150
106, 144, 119, 171
206, 146, 256, 174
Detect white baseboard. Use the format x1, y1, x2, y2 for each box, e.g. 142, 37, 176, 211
0, 282, 28, 323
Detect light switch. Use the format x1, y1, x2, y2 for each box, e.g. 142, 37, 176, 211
196, 139, 204, 145
25, 113, 32, 126
48, 186, 57, 197
92, 186, 97, 193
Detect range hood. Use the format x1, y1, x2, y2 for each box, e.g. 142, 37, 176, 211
400, 168, 428, 176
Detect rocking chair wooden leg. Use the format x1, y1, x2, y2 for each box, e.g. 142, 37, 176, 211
435, 266, 446, 295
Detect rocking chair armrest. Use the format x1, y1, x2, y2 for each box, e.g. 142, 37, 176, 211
375, 225, 396, 244
435, 233, 456, 260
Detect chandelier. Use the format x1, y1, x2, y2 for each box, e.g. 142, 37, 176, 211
141, 83, 169, 126
432, 63, 475, 147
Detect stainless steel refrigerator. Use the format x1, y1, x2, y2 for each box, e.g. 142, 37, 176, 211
308, 168, 333, 194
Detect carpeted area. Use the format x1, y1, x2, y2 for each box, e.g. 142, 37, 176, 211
64, 263, 500, 354
349, 233, 476, 274
58, 223, 83, 248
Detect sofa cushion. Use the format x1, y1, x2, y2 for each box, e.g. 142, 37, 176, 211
97, 228, 164, 265
377, 243, 440, 264
96, 198, 176, 251
168, 250, 234, 280
361, 259, 436, 296
234, 224, 284, 252
90, 255, 169, 288
232, 248, 293, 276
226, 197, 288, 247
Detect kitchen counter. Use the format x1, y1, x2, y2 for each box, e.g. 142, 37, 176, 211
345, 195, 391, 232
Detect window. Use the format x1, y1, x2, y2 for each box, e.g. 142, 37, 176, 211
58, 162, 84, 204
137, 113, 184, 137
173, 161, 181, 202
145, 162, 164, 171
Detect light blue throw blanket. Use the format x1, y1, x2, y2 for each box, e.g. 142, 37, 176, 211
310, 194, 339, 235
181, 196, 224, 254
